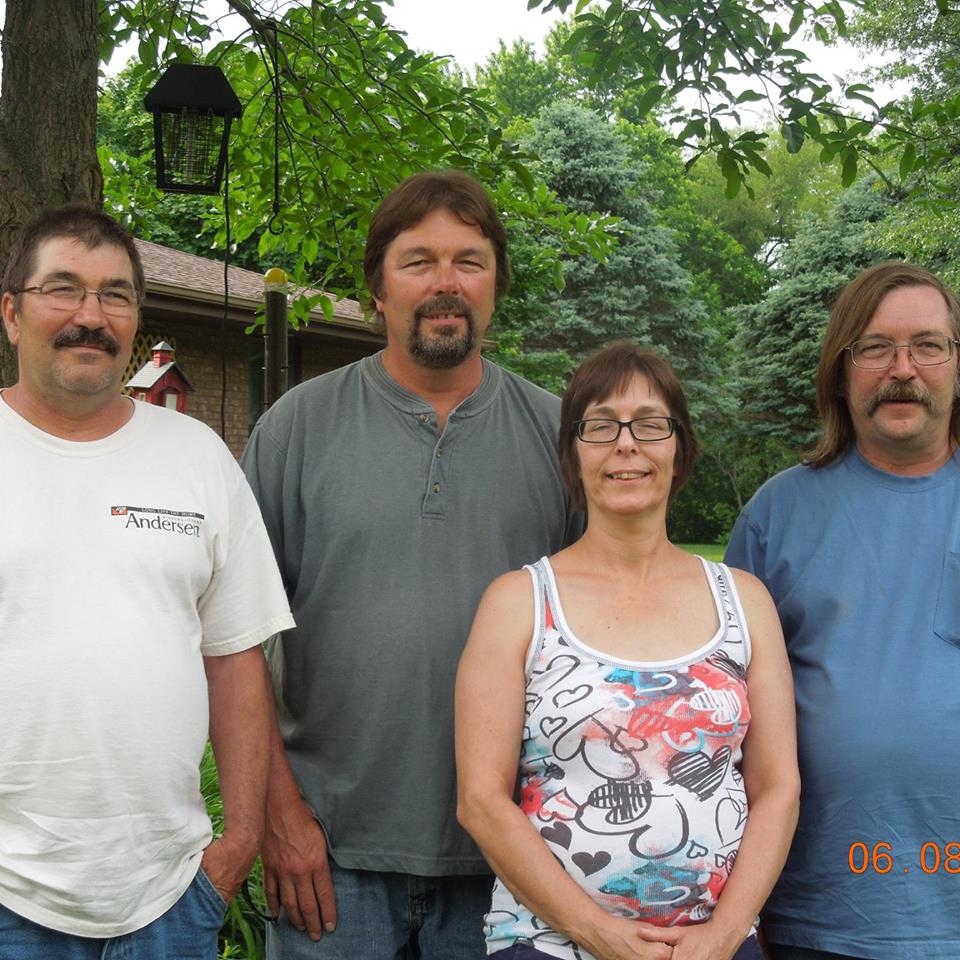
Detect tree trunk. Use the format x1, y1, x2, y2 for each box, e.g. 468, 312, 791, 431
0, 0, 103, 386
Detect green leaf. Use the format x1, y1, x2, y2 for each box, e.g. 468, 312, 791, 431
515, 162, 535, 194
899, 143, 917, 180
841, 148, 858, 187
604, 0, 624, 25
782, 122, 805, 153
138, 36, 158, 67
788, 6, 805, 35
847, 119, 875, 137
560, 26, 588, 55
844, 84, 879, 109
719, 150, 742, 197
318, 297, 334, 321
677, 117, 708, 143
633, 84, 666, 117
748, 153, 773, 177
724, 176, 742, 199
389, 50, 414, 74
552, 259, 566, 292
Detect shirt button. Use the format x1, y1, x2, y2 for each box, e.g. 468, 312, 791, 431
418, 413, 429, 423
432, 483, 440, 493
436, 447, 442, 458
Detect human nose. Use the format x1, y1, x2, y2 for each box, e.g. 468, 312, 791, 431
72, 289, 108, 326
614, 421, 639, 450
432, 259, 459, 294
888, 343, 917, 378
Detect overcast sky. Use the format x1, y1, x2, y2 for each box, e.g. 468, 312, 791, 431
385, 0, 562, 73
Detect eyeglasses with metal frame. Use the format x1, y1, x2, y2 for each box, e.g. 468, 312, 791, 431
573, 417, 678, 443
14, 280, 141, 317
847, 334, 960, 369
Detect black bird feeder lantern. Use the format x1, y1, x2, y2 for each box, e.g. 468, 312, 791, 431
144, 64, 242, 195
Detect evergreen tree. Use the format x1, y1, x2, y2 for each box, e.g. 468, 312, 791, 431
512, 103, 712, 380
737, 177, 896, 454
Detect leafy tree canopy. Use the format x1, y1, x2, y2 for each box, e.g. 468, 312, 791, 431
94, 0, 622, 324
527, 0, 947, 195
687, 127, 843, 263
0, 0, 623, 384
847, 0, 960, 288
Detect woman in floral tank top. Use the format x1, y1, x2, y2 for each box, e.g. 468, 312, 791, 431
456, 343, 799, 960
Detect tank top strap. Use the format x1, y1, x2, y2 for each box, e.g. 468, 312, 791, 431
523, 557, 562, 672
702, 558, 752, 670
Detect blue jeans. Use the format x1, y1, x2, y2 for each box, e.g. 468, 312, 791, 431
490, 935, 765, 959
266, 861, 491, 959
768, 947, 868, 960
0, 867, 226, 960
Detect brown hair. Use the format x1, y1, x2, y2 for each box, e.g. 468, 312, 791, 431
363, 170, 509, 327
559, 341, 699, 511
2, 204, 145, 302
809, 261, 960, 468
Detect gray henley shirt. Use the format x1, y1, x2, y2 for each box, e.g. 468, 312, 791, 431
242, 353, 581, 875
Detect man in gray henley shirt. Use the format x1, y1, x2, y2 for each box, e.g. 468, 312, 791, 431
242, 170, 581, 960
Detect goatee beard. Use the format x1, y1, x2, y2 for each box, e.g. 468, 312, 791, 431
409, 294, 475, 369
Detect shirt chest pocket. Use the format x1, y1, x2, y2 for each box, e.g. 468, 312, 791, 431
934, 551, 960, 649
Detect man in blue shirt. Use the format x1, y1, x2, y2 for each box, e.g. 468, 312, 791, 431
726, 262, 960, 960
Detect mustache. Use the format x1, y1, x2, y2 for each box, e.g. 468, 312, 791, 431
414, 294, 474, 325
53, 326, 119, 356
867, 381, 933, 415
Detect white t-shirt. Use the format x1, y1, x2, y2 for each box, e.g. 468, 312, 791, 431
0, 398, 294, 937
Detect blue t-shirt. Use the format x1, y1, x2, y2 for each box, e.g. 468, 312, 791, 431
726, 447, 960, 959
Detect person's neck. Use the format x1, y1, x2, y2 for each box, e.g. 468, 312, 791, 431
855, 438, 957, 477
1, 384, 133, 441
379, 346, 484, 431
568, 509, 676, 579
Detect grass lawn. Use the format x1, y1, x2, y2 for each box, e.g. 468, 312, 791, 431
678, 542, 727, 562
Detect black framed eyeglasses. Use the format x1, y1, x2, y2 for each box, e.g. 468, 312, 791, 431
847, 334, 959, 369
573, 417, 677, 443
15, 280, 140, 317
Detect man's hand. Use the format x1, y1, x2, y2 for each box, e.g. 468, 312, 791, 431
262, 791, 337, 941
200, 834, 258, 906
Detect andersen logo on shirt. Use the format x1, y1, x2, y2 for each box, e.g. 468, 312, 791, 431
110, 505, 205, 537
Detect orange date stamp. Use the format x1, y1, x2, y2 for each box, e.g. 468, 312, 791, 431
848, 841, 960, 874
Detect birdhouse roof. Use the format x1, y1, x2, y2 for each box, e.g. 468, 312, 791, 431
127, 360, 195, 392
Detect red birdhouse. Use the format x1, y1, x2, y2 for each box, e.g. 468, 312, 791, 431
127, 341, 194, 413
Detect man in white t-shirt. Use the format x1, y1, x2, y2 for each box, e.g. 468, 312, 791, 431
0, 205, 294, 959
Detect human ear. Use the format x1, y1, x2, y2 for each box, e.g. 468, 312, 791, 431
1, 292, 20, 347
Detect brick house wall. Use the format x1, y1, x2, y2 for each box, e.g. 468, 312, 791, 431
135, 319, 252, 458
132, 239, 383, 459
130, 319, 378, 459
